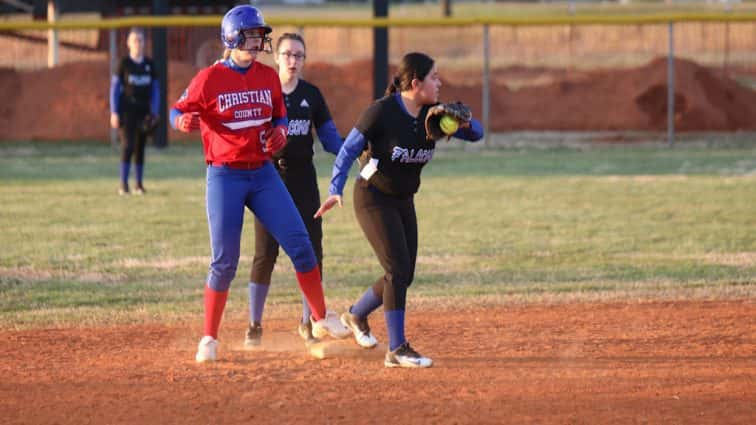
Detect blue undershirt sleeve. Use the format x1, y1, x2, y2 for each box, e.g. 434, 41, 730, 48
110, 75, 121, 115
273, 117, 288, 129
454, 118, 484, 142
169, 108, 183, 130
316, 120, 343, 155
150, 80, 160, 116
328, 128, 367, 196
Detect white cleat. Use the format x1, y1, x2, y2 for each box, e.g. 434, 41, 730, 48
340, 312, 378, 348
195, 336, 218, 363
311, 310, 352, 339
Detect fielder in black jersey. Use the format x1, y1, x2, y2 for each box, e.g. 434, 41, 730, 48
244, 33, 343, 348
109, 28, 160, 196
316, 52, 484, 368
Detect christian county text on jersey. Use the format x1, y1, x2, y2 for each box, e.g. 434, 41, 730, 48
172, 61, 286, 163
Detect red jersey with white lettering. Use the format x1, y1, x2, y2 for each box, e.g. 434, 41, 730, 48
173, 60, 286, 163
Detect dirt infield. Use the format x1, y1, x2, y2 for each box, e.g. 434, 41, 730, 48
1, 300, 753, 424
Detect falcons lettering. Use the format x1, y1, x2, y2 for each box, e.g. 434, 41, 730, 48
288, 119, 310, 136
391, 147, 434, 163
128, 74, 152, 86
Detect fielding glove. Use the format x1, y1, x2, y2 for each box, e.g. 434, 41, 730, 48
425, 102, 472, 141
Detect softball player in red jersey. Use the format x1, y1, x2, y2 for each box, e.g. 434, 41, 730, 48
169, 5, 349, 363
316, 52, 484, 368
244, 33, 344, 348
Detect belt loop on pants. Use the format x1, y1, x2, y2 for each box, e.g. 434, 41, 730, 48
208, 160, 266, 170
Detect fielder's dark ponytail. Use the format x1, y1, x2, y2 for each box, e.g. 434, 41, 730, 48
384, 52, 434, 96
385, 76, 401, 95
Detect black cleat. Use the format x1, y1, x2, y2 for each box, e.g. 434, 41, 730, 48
297, 320, 320, 346
384, 342, 433, 368
244, 322, 262, 348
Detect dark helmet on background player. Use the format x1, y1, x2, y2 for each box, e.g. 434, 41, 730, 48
221, 5, 273, 53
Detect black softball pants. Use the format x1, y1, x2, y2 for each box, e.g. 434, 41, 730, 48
119, 109, 149, 164
353, 181, 417, 311
250, 162, 323, 285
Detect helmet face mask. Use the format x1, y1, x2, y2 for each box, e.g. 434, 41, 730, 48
237, 29, 272, 53
221, 5, 273, 53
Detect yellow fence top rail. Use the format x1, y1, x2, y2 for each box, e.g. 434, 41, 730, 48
0, 12, 755, 31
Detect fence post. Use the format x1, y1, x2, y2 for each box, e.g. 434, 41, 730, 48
152, 0, 169, 148
47, 0, 58, 68
724, 21, 730, 75
482, 23, 490, 147
667, 21, 675, 148
373, 0, 389, 101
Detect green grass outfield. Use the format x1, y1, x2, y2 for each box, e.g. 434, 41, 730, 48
1, 142, 755, 328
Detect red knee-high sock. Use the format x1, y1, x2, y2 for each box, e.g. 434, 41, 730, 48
296, 266, 326, 321
203, 284, 228, 339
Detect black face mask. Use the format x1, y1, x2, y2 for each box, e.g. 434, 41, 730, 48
238, 29, 272, 53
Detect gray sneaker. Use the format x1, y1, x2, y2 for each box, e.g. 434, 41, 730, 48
297, 320, 320, 346
384, 342, 432, 368
244, 322, 262, 348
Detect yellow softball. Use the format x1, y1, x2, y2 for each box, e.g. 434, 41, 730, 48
439, 115, 459, 135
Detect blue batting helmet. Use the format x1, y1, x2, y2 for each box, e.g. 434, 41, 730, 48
221, 5, 273, 51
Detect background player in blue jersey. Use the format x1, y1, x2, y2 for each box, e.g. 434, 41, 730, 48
109, 28, 160, 195
244, 33, 343, 348
168, 5, 349, 363
315, 52, 484, 368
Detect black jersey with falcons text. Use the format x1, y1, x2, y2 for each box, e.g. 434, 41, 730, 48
278, 79, 332, 160
116, 56, 155, 113
356, 95, 437, 197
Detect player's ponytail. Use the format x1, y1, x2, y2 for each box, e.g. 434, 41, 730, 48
222, 49, 232, 60
385, 76, 401, 96
384, 52, 434, 97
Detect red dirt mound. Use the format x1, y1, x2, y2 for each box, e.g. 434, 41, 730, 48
0, 57, 754, 142
0, 60, 197, 142
0, 67, 20, 136
442, 57, 756, 132
272, 57, 756, 133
